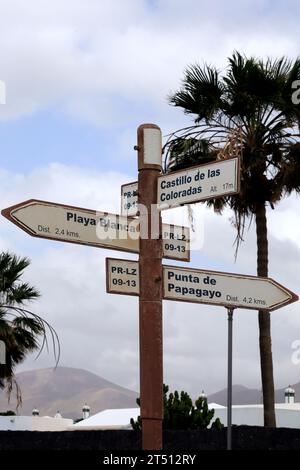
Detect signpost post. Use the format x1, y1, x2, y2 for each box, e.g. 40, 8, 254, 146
227, 307, 234, 451
136, 124, 163, 450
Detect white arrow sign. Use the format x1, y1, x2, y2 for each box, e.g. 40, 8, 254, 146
121, 157, 239, 216
157, 157, 239, 210
2, 199, 190, 261
106, 258, 298, 312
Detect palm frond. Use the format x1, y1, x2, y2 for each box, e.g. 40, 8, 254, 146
165, 52, 300, 258
0, 252, 60, 403
169, 64, 224, 122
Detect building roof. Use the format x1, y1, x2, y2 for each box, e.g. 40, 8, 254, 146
70, 408, 140, 430
228, 403, 300, 411
285, 386, 295, 394
208, 402, 226, 409
70, 403, 225, 430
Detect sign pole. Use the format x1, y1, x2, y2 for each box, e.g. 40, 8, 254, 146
227, 307, 234, 450
137, 124, 163, 450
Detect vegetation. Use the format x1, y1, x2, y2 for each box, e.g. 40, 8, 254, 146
0, 252, 59, 404
165, 52, 300, 426
0, 410, 16, 416
131, 384, 223, 430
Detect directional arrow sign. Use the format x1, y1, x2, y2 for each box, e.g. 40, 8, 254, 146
157, 157, 240, 210
2, 199, 190, 261
163, 266, 298, 311
106, 258, 298, 312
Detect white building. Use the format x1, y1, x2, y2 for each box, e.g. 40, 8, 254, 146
69, 400, 300, 430
0, 415, 73, 431
0, 403, 89, 431
211, 386, 300, 428
69, 408, 140, 430
285, 385, 295, 404
212, 402, 300, 428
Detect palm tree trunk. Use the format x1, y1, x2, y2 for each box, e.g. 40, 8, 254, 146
255, 202, 276, 427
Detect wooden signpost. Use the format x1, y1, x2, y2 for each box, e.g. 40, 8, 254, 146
2, 122, 299, 451
136, 124, 163, 450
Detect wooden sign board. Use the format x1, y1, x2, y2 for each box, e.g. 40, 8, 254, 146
2, 199, 190, 261
106, 258, 139, 296
121, 181, 138, 217
157, 157, 240, 210
106, 258, 298, 312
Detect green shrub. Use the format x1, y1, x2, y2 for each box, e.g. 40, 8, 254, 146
131, 384, 223, 430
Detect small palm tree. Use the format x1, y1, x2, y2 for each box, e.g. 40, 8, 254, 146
0, 252, 59, 404
165, 52, 300, 426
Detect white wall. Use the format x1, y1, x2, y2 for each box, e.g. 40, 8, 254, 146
213, 406, 300, 428
0, 416, 73, 431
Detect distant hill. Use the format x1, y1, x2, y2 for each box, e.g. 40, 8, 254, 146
208, 383, 299, 406
208, 385, 262, 405
1, 367, 297, 418
0, 367, 138, 419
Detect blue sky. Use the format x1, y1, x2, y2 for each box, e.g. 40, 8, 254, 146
0, 110, 128, 173
0, 0, 300, 399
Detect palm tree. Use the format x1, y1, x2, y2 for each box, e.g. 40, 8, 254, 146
0, 252, 59, 404
165, 52, 300, 426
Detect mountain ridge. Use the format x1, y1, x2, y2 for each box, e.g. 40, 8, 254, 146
0, 367, 297, 417
208, 383, 298, 406
0, 366, 138, 418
